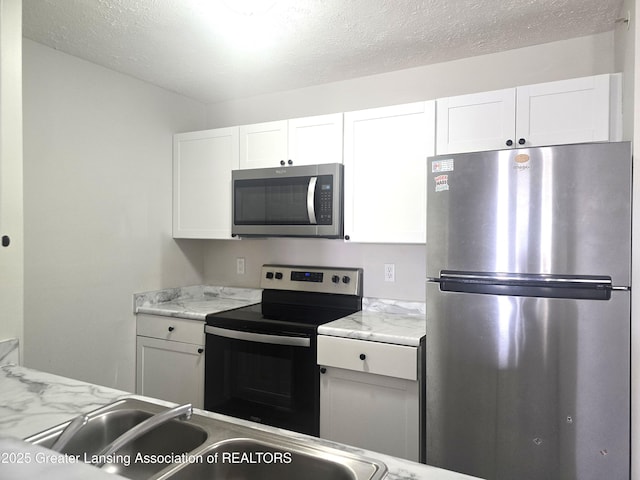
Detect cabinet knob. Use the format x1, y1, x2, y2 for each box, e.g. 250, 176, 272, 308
320, 367, 327, 374
1, 236, 9, 247
197, 348, 204, 354
344, 235, 350, 241
359, 353, 366, 361
518, 138, 526, 145
506, 139, 514, 147
280, 160, 285, 165
168, 326, 175, 332
287, 159, 293, 165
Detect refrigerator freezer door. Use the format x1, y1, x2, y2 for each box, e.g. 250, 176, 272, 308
426, 142, 632, 286
425, 282, 630, 479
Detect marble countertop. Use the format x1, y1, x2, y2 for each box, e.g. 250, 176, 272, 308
0, 365, 478, 480
319, 297, 426, 346
135, 286, 426, 347
134, 285, 262, 320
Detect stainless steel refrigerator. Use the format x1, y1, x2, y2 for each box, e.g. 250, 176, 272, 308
425, 142, 631, 480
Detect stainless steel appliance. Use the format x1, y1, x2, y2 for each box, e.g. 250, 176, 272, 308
425, 142, 631, 479
232, 163, 343, 238
204, 264, 362, 436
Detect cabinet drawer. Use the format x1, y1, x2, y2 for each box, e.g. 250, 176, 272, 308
317, 335, 417, 381
136, 314, 205, 345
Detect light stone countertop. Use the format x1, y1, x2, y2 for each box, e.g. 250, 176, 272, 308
318, 297, 426, 346
134, 286, 425, 347
0, 365, 479, 480
134, 286, 262, 320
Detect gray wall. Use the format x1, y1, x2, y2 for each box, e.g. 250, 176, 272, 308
22, 39, 207, 391
202, 32, 616, 301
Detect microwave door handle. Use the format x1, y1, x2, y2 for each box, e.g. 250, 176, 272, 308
307, 176, 318, 224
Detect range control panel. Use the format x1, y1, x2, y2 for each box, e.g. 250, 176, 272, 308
260, 265, 363, 296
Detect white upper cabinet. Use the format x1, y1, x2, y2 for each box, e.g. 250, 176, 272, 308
239, 113, 343, 169
436, 73, 622, 154
515, 74, 621, 147
344, 101, 435, 244
173, 127, 239, 239
239, 120, 288, 169
436, 88, 516, 154
287, 114, 344, 166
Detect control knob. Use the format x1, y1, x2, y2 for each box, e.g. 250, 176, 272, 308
342, 276, 350, 284
275, 272, 284, 280
265, 272, 274, 279
331, 275, 340, 284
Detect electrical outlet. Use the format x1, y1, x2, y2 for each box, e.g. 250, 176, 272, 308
384, 263, 395, 282
236, 257, 245, 275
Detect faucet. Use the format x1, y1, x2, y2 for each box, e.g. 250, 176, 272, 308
92, 403, 193, 468
50, 413, 89, 452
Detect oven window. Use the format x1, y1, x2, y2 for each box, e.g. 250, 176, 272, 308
232, 344, 292, 409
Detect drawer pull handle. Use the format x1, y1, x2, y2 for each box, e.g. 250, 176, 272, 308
197, 348, 204, 354
359, 353, 366, 361
320, 367, 327, 374
168, 326, 175, 332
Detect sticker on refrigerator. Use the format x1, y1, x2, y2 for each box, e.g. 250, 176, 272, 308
432, 159, 454, 173
434, 174, 450, 192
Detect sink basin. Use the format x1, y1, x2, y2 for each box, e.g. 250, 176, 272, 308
26, 398, 386, 480
25, 402, 208, 480
161, 437, 385, 480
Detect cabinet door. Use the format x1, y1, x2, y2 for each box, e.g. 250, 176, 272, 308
516, 74, 621, 147
287, 113, 343, 166
173, 127, 239, 239
343, 101, 434, 244
239, 120, 288, 169
136, 336, 205, 409
320, 366, 419, 461
436, 88, 516, 154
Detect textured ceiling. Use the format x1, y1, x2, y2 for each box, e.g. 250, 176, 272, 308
22, 0, 626, 104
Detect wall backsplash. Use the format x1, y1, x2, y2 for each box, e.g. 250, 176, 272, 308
202, 238, 426, 302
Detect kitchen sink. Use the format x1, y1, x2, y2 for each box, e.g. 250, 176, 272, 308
25, 401, 209, 480
160, 437, 382, 480
25, 398, 387, 480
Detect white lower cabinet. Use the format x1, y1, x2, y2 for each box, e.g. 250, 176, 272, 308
318, 335, 421, 462
136, 314, 205, 409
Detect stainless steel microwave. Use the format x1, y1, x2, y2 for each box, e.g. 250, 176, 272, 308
231, 163, 344, 238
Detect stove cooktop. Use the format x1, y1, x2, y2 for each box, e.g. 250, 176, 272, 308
206, 265, 363, 335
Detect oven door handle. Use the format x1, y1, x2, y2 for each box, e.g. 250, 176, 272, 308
205, 326, 311, 348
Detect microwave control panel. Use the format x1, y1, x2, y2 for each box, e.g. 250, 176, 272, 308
317, 176, 333, 225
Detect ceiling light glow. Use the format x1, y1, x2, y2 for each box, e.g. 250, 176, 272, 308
190, 0, 282, 52
222, 0, 277, 16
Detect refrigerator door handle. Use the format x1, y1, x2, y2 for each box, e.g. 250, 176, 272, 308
611, 285, 631, 291
437, 271, 615, 300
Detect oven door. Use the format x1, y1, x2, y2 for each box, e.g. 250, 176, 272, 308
204, 326, 319, 436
